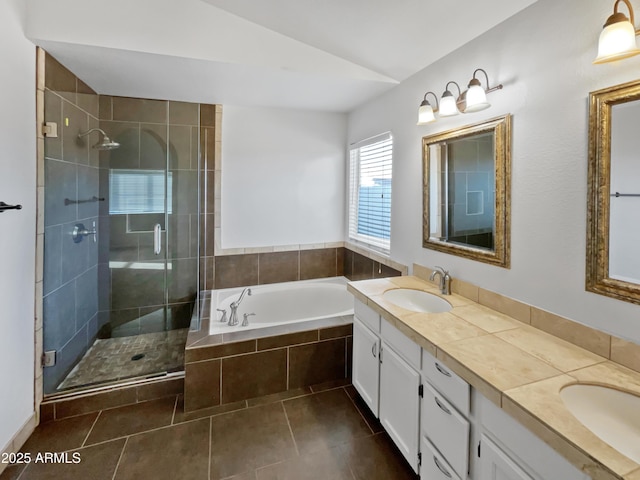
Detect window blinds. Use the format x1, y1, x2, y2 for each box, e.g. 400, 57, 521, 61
348, 133, 392, 253
109, 169, 173, 215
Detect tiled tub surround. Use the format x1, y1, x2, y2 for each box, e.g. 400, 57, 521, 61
348, 268, 640, 480
185, 301, 353, 412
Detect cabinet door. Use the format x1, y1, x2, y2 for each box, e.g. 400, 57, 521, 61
479, 434, 534, 480
352, 317, 381, 416
379, 341, 421, 472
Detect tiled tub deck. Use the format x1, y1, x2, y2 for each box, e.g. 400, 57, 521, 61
185, 298, 353, 412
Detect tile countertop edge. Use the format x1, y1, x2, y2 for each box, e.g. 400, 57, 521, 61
346, 277, 640, 480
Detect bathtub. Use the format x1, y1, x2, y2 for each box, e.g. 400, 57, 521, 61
209, 277, 354, 335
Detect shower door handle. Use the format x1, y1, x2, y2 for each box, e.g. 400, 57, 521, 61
153, 224, 162, 255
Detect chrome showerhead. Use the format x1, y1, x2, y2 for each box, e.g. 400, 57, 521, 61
78, 128, 120, 150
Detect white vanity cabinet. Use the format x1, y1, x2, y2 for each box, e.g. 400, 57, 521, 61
420, 349, 471, 480
352, 299, 421, 472
474, 391, 590, 480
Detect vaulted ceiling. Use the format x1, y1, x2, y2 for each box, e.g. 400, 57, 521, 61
27, 0, 538, 111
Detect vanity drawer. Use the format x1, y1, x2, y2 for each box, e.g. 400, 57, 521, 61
381, 318, 421, 370
354, 299, 380, 333
420, 436, 462, 480
422, 382, 470, 479
422, 349, 470, 416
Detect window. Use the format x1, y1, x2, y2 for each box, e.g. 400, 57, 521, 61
348, 132, 393, 254
109, 169, 173, 215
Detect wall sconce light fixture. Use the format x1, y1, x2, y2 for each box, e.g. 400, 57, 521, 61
461, 68, 503, 113
439, 81, 462, 117
594, 0, 640, 64
417, 69, 503, 125
417, 92, 439, 125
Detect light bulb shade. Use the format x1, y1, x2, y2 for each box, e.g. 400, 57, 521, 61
417, 103, 436, 124
594, 18, 640, 64
464, 84, 490, 113
439, 92, 459, 117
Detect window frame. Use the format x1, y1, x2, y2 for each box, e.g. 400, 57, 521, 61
347, 132, 393, 255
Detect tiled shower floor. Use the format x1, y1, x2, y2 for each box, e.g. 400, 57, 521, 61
58, 329, 188, 390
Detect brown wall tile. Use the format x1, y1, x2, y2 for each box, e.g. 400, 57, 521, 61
337, 247, 345, 276
351, 252, 374, 280
222, 349, 287, 403
300, 248, 337, 280
259, 251, 299, 285
136, 378, 184, 402
610, 337, 640, 373
112, 96, 167, 123
169, 101, 199, 126
99, 95, 113, 120
344, 249, 354, 278
200, 104, 216, 127
55, 388, 138, 419
184, 359, 221, 412
289, 338, 347, 389
319, 324, 353, 340
186, 340, 257, 362
257, 331, 318, 350
45, 53, 76, 102
215, 254, 259, 289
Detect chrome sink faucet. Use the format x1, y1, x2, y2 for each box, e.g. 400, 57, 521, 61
429, 266, 451, 295
229, 288, 251, 326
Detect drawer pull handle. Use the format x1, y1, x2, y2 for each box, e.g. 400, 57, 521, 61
435, 362, 452, 377
371, 343, 377, 358
435, 396, 452, 415
433, 456, 452, 478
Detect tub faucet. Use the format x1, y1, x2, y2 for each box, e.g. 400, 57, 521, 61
429, 266, 451, 295
229, 288, 252, 326
242, 313, 256, 327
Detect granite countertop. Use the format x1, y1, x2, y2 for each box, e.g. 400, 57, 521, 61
347, 275, 640, 480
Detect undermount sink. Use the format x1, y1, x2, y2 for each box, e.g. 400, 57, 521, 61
560, 384, 640, 463
382, 288, 452, 313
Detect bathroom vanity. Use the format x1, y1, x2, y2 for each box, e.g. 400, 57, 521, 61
349, 274, 640, 480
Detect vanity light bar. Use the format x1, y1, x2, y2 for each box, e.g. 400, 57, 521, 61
417, 68, 503, 125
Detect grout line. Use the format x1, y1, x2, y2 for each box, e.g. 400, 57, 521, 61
286, 347, 290, 390
171, 394, 179, 425
281, 401, 300, 457
208, 417, 212, 480
81, 410, 102, 447
110, 436, 128, 480
343, 387, 376, 435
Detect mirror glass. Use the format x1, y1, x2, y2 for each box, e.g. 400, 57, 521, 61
422, 115, 511, 268
587, 80, 640, 304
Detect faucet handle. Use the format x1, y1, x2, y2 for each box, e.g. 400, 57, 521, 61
242, 313, 256, 327
216, 308, 227, 323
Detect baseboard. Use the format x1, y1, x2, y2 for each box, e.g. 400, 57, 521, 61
0, 412, 37, 475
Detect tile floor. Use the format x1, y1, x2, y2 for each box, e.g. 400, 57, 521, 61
1, 383, 418, 480
58, 329, 188, 390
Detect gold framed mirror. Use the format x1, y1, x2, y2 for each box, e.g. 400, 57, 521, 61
587, 79, 640, 305
422, 115, 511, 268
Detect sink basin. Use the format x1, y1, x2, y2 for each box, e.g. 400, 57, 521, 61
560, 384, 640, 463
382, 288, 452, 313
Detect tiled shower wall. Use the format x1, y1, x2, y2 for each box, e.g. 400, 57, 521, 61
42, 54, 101, 392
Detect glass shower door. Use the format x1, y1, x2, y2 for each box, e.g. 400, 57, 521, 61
43, 92, 198, 394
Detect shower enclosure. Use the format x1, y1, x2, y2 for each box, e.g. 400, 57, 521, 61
42, 54, 200, 394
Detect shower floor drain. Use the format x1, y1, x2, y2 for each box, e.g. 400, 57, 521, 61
131, 353, 145, 361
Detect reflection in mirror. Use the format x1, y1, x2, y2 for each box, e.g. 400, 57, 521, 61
609, 100, 640, 283
422, 115, 511, 268
587, 80, 640, 304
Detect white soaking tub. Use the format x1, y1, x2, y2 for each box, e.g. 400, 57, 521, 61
209, 277, 354, 335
